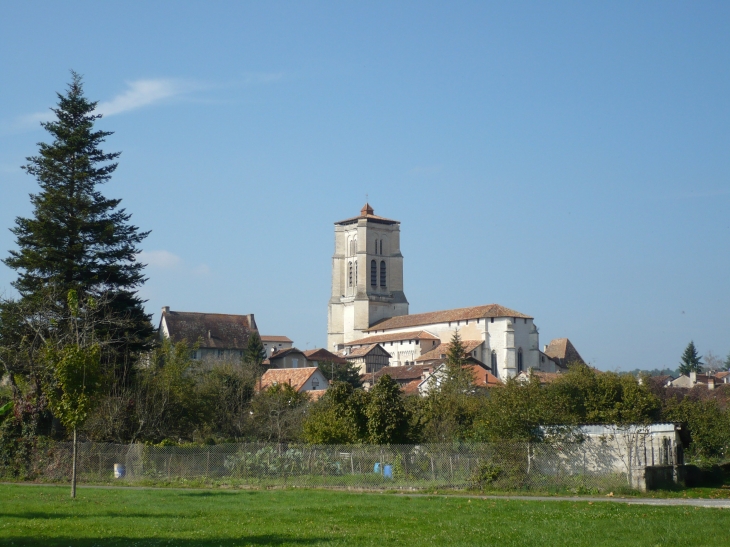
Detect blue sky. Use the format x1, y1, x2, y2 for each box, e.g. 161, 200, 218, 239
1, 1, 728, 370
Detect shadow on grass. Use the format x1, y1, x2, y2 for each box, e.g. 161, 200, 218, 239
1, 536, 330, 546
179, 491, 246, 497
0, 511, 184, 520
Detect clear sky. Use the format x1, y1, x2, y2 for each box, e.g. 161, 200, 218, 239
1, 1, 728, 371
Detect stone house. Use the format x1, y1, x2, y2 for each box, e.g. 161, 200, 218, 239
341, 343, 392, 375
159, 307, 257, 363
261, 335, 293, 357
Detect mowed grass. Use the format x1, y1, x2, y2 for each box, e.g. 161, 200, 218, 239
0, 485, 729, 546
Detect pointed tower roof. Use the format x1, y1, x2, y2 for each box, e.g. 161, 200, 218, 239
544, 338, 584, 365
335, 203, 398, 226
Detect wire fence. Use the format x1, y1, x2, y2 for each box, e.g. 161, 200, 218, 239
7, 437, 682, 492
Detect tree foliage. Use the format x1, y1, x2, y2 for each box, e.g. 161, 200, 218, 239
2, 72, 153, 372
679, 341, 703, 375
366, 375, 410, 444
317, 360, 363, 389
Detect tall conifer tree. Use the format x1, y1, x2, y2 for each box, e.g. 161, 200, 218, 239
679, 341, 703, 375
3, 72, 153, 368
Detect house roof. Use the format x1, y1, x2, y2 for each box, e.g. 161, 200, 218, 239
544, 338, 584, 365
415, 340, 484, 362
343, 343, 391, 359
269, 347, 305, 360
402, 379, 422, 396
161, 310, 256, 350
517, 370, 562, 384
261, 335, 293, 343
468, 366, 503, 388
366, 304, 532, 332
303, 348, 349, 365
344, 330, 440, 347
335, 203, 399, 226
260, 367, 321, 392
373, 364, 434, 382
715, 371, 730, 379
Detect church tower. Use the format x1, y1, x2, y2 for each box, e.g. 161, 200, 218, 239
327, 204, 409, 350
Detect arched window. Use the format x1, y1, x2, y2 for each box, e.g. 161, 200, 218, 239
374, 239, 378, 255
370, 260, 377, 287
517, 348, 524, 372
380, 260, 386, 287
348, 261, 353, 287
491, 351, 497, 375
379, 240, 383, 255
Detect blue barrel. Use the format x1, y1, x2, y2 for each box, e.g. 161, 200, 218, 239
374, 462, 381, 474
383, 465, 393, 478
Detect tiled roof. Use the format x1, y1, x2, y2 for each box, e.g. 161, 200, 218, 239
373, 364, 434, 382
162, 310, 256, 350
366, 304, 532, 332
715, 371, 730, 379
260, 367, 319, 392
345, 330, 440, 346
415, 340, 484, 362
269, 347, 305, 360
303, 348, 348, 364
335, 203, 398, 226
468, 366, 503, 388
517, 370, 562, 384
402, 379, 422, 396
344, 344, 391, 359
544, 338, 584, 365
308, 389, 328, 401
261, 335, 293, 343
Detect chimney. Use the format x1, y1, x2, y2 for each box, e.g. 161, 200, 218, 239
690, 371, 697, 384
708, 377, 715, 390
162, 306, 170, 314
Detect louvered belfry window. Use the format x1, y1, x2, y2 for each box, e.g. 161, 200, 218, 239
380, 261, 386, 287
370, 260, 377, 287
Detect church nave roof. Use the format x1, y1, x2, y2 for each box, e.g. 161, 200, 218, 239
365, 303, 532, 332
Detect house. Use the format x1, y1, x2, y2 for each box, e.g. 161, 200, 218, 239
341, 343, 392, 375
515, 369, 563, 385
362, 364, 434, 392
713, 371, 730, 384
670, 371, 719, 389
342, 330, 440, 367
260, 367, 329, 397
261, 335, 293, 357
302, 348, 349, 368
266, 347, 347, 369
326, 204, 583, 380
418, 363, 502, 395
159, 307, 257, 363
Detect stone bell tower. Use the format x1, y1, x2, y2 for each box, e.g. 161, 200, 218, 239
327, 203, 409, 350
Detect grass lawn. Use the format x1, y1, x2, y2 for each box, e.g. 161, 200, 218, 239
1, 485, 729, 546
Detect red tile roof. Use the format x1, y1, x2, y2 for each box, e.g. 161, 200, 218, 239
468, 366, 503, 388
261, 335, 293, 343
344, 330, 440, 346
373, 364, 434, 382
544, 338, 584, 365
365, 304, 532, 332
415, 340, 484, 362
402, 379, 422, 395
260, 367, 320, 392
335, 203, 398, 226
303, 348, 348, 364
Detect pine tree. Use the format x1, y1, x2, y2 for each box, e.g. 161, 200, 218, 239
443, 330, 474, 392
244, 331, 267, 372
679, 341, 703, 375
3, 72, 153, 367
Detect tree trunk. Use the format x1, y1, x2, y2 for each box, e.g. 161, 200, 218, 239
71, 427, 78, 498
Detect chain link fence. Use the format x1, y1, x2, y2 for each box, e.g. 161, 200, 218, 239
7, 437, 682, 492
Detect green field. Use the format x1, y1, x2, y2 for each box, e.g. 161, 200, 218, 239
1, 485, 728, 546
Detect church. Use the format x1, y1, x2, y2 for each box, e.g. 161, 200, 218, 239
328, 204, 582, 380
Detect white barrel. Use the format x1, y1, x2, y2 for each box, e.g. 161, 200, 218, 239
113, 463, 125, 479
